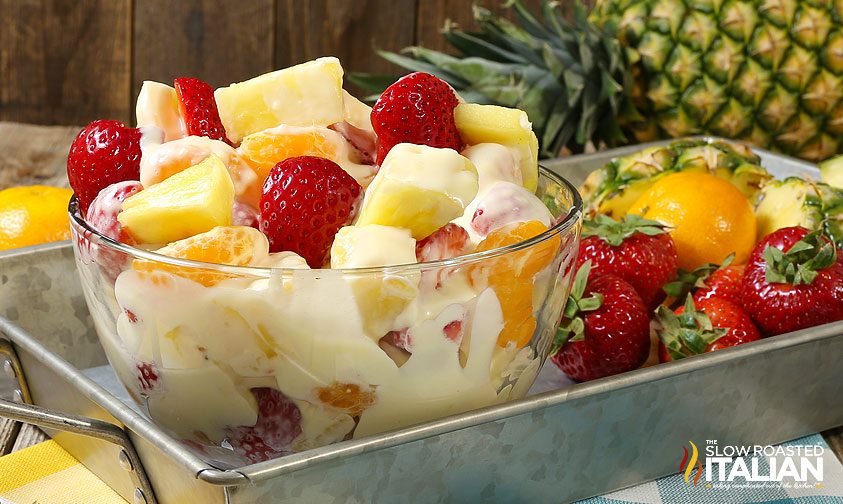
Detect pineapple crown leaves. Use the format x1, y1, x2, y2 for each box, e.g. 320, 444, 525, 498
552, 260, 603, 353
662, 253, 736, 303
582, 214, 668, 246
351, 0, 638, 157
764, 230, 838, 286
656, 295, 728, 361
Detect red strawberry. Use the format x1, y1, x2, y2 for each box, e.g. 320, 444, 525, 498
577, 214, 678, 310
551, 261, 651, 382
741, 227, 843, 335
85, 181, 142, 244
67, 120, 142, 212
693, 264, 745, 305
370, 72, 462, 164
174, 77, 231, 145
416, 223, 471, 262
136, 362, 160, 393
226, 387, 302, 463
657, 295, 761, 362
259, 156, 362, 267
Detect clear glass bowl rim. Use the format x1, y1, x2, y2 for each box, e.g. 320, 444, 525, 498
69, 166, 583, 276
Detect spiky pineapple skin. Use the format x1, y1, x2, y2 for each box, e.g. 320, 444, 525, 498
581, 138, 772, 217
590, 0, 843, 161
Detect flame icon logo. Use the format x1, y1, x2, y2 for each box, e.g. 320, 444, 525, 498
679, 441, 703, 486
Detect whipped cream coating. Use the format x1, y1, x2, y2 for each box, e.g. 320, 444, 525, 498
98, 257, 547, 452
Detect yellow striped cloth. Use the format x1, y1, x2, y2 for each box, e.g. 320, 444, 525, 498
0, 440, 127, 504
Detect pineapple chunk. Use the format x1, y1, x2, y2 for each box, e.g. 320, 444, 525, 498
118, 155, 234, 244
454, 103, 539, 192
136, 81, 185, 142
356, 143, 478, 239
214, 57, 345, 143
331, 225, 418, 338
820, 155, 843, 188
342, 90, 373, 132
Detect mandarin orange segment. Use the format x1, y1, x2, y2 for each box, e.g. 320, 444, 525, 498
133, 226, 268, 287
239, 129, 338, 181
472, 220, 559, 348
315, 381, 376, 416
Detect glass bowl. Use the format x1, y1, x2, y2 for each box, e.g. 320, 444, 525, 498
69, 167, 582, 466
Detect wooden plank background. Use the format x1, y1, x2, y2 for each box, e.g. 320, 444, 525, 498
0, 0, 561, 127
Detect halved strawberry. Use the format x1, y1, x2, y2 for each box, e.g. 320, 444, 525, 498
370, 72, 462, 164
415, 223, 471, 263
259, 156, 363, 267
67, 120, 142, 212
226, 387, 302, 464
174, 77, 232, 145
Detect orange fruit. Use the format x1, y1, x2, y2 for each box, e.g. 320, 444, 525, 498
316, 382, 377, 416
0, 185, 73, 251
134, 226, 268, 286
471, 220, 560, 348
627, 172, 756, 270
238, 127, 338, 181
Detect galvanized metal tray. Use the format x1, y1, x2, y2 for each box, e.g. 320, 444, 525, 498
1, 139, 841, 504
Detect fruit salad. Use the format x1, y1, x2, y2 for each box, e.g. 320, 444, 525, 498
67, 57, 582, 465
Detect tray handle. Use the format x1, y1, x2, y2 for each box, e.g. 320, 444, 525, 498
0, 339, 157, 504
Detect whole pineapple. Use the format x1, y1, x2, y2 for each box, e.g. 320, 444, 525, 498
361, 0, 843, 161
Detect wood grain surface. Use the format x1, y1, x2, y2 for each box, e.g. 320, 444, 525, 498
133, 0, 275, 108
0, 0, 132, 125
0, 0, 588, 125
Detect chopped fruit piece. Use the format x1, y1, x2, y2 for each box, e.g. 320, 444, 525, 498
134, 226, 269, 286
174, 77, 231, 145
471, 220, 560, 348
316, 382, 377, 416
135, 81, 185, 142
342, 90, 374, 132
462, 143, 523, 191
331, 225, 418, 337
139, 135, 261, 209
741, 227, 843, 335
371, 72, 463, 164
260, 156, 362, 267
232, 201, 259, 229
226, 388, 302, 464
576, 214, 679, 310
657, 295, 761, 362
416, 223, 471, 262
119, 155, 234, 244
330, 122, 377, 166
454, 103, 539, 192
68, 120, 142, 212
136, 362, 161, 393
330, 224, 416, 268
86, 181, 143, 244
238, 125, 339, 181
551, 262, 651, 381
357, 143, 478, 239
215, 57, 345, 143
468, 181, 553, 239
